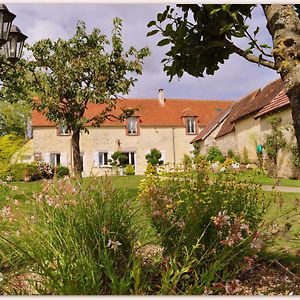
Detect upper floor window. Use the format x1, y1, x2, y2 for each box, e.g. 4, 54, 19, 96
127, 117, 138, 135
186, 117, 196, 135
58, 125, 70, 136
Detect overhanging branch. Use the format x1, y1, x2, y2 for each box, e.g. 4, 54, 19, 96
229, 43, 275, 70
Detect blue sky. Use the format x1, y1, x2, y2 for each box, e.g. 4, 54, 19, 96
6, 2, 278, 101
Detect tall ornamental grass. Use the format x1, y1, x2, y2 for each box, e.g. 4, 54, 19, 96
0, 176, 146, 295
0, 160, 273, 295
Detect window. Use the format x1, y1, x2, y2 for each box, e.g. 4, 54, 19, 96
127, 117, 138, 135
33, 152, 42, 161
186, 117, 196, 134
50, 153, 61, 167
58, 125, 70, 136
118, 152, 136, 167
99, 152, 109, 166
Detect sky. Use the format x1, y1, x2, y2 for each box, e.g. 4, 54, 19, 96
6, 2, 279, 101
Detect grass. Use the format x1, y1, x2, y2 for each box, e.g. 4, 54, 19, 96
238, 170, 300, 187
1, 175, 300, 272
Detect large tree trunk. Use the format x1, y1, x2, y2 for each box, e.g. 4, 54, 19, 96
263, 4, 300, 157
71, 129, 82, 177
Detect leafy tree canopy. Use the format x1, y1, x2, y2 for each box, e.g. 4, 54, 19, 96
26, 18, 150, 174
148, 4, 275, 80
0, 100, 31, 137
148, 4, 300, 158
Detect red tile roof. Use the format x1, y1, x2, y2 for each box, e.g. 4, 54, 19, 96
231, 78, 284, 123
191, 105, 233, 143
32, 98, 233, 128
216, 89, 259, 138
254, 89, 290, 119
215, 78, 284, 139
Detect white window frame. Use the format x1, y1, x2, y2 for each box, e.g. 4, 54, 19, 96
50, 153, 61, 167
58, 125, 70, 136
98, 152, 109, 167
127, 117, 138, 135
186, 117, 196, 135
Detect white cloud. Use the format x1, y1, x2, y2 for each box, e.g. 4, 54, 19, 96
5, 3, 280, 101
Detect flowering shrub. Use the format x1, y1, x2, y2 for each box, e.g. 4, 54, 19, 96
138, 163, 270, 293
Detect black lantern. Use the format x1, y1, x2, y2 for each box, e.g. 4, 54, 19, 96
0, 4, 15, 46
4, 24, 27, 64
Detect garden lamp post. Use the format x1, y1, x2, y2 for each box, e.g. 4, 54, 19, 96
0, 4, 27, 64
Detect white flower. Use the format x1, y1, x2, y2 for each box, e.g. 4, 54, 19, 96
107, 239, 122, 253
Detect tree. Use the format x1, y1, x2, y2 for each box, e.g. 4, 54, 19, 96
148, 4, 300, 157
0, 100, 31, 137
263, 115, 287, 176
145, 148, 163, 166
28, 18, 150, 175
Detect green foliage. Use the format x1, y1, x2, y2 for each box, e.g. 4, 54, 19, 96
182, 154, 193, 169
147, 4, 264, 80
138, 164, 270, 293
227, 148, 234, 158
192, 142, 200, 157
263, 115, 286, 166
55, 165, 70, 178
206, 146, 225, 163
0, 134, 24, 179
27, 19, 150, 173
241, 147, 250, 164
145, 162, 157, 175
124, 164, 135, 175
111, 151, 129, 167
0, 177, 144, 294
145, 149, 163, 166
2, 162, 54, 181
0, 101, 31, 137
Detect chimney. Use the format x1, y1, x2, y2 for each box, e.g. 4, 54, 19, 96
158, 88, 165, 105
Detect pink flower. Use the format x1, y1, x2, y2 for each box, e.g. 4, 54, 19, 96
1, 205, 12, 219
212, 210, 230, 228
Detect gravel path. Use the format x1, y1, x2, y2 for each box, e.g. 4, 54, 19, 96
262, 185, 300, 193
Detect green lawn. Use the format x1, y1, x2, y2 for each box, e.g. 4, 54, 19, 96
1, 175, 300, 261
238, 170, 300, 187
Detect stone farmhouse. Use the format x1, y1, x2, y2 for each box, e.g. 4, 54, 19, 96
192, 78, 296, 178
29, 90, 233, 176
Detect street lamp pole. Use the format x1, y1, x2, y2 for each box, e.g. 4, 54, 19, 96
0, 4, 27, 63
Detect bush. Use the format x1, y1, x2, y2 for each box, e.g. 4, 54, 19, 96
55, 165, 70, 178
241, 147, 250, 164
145, 162, 156, 175
0, 134, 24, 180
124, 164, 135, 175
145, 149, 163, 166
9, 163, 30, 181
138, 164, 270, 293
227, 149, 234, 158
206, 146, 225, 163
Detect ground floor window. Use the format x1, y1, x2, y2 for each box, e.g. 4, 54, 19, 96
122, 152, 135, 167
50, 153, 61, 167
98, 152, 109, 166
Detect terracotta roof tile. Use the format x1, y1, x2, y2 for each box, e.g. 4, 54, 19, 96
231, 78, 284, 123
191, 105, 233, 143
216, 89, 259, 138
254, 89, 290, 119
32, 98, 234, 128
215, 78, 284, 139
